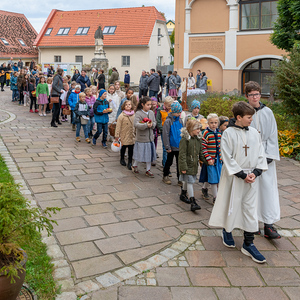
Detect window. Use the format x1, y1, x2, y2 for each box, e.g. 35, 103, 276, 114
122, 56, 130, 67
103, 26, 116, 34
158, 28, 161, 45
75, 56, 83, 63
57, 28, 70, 35
76, 27, 90, 35
18, 39, 26, 47
1, 38, 9, 46
54, 56, 61, 62
45, 28, 53, 35
240, 0, 278, 30
157, 56, 163, 66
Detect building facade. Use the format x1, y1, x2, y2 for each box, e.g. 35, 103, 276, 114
175, 0, 285, 95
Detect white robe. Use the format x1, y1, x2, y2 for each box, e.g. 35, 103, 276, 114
250, 106, 280, 224
107, 92, 121, 123
209, 126, 268, 233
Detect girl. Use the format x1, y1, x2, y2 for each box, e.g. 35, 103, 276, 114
29, 78, 37, 113
17, 72, 24, 105
179, 119, 207, 211
132, 96, 157, 177
187, 72, 195, 89
46, 77, 53, 113
184, 99, 204, 126
199, 113, 222, 204
91, 85, 98, 99
114, 81, 125, 100
74, 92, 90, 143
36, 76, 49, 117
115, 100, 135, 170
150, 97, 159, 153
116, 88, 134, 119
84, 87, 96, 138
22, 74, 30, 107
168, 72, 178, 98
107, 84, 120, 122
218, 116, 229, 133
60, 83, 69, 122
130, 94, 138, 111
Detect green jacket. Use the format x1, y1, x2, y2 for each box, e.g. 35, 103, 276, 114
179, 128, 207, 175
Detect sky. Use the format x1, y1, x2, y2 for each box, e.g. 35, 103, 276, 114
0, 0, 175, 33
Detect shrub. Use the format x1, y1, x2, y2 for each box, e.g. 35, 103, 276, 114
278, 130, 300, 158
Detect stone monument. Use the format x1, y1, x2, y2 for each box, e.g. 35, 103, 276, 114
91, 26, 109, 86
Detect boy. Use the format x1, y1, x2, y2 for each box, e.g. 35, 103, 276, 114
92, 89, 111, 148
68, 84, 81, 131
209, 101, 268, 263
124, 70, 130, 89
245, 81, 281, 239
10, 71, 19, 102
74, 92, 90, 143
184, 99, 204, 126
162, 102, 183, 185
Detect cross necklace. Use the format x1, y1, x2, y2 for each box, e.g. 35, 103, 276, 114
239, 130, 249, 156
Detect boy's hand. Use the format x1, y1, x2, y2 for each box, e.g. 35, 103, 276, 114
166, 149, 172, 153
181, 170, 186, 174
208, 159, 214, 166
248, 173, 256, 181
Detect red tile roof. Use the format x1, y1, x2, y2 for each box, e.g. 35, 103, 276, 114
0, 10, 38, 58
34, 6, 166, 47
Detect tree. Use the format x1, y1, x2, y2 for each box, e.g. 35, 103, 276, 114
170, 29, 175, 57
271, 0, 300, 51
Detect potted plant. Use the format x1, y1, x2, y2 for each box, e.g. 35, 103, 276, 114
0, 182, 59, 300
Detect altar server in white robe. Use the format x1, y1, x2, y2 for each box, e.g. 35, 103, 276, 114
209, 102, 268, 263
245, 81, 281, 239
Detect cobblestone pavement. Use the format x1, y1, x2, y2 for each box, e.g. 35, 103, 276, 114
0, 87, 300, 300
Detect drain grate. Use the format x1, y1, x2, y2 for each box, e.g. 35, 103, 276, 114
16, 285, 34, 300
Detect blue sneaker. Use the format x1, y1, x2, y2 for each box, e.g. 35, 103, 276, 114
222, 228, 235, 248
92, 138, 96, 146
102, 142, 107, 149
241, 243, 266, 264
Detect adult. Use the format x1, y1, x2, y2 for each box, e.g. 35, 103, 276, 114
6, 63, 12, 87
109, 67, 119, 85
91, 68, 98, 86
165, 71, 172, 96
71, 69, 80, 82
174, 71, 181, 86
76, 70, 91, 92
124, 70, 130, 89
187, 72, 195, 89
51, 68, 64, 127
97, 69, 105, 90
17, 59, 23, 70
139, 70, 148, 99
7, 57, 13, 66
12, 62, 18, 72
199, 72, 208, 93
147, 69, 160, 98
30, 60, 35, 71
0, 63, 8, 91
47, 66, 55, 77
168, 71, 178, 98
157, 70, 165, 101
196, 70, 201, 88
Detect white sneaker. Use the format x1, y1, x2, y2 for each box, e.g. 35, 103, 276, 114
43, 114, 46, 116
24, 103, 26, 107
39, 113, 43, 116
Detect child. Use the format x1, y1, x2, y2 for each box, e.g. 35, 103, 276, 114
130, 94, 138, 111
162, 102, 183, 185
199, 113, 222, 203
36, 76, 49, 116
23, 74, 30, 107
74, 92, 90, 143
107, 84, 120, 122
92, 89, 111, 148
114, 81, 125, 100
115, 100, 135, 169
116, 88, 134, 119
68, 85, 81, 131
84, 87, 96, 138
17, 73, 24, 105
151, 97, 159, 154
10, 71, 18, 102
132, 96, 157, 177
91, 85, 98, 99
60, 83, 69, 122
156, 96, 174, 167
29, 78, 37, 113
209, 101, 268, 263
179, 119, 207, 211
46, 77, 53, 113
218, 116, 229, 133
184, 99, 204, 126
246, 81, 281, 239
124, 70, 130, 89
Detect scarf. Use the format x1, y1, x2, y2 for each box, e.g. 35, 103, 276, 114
123, 110, 134, 116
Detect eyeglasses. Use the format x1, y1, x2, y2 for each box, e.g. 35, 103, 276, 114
247, 93, 261, 98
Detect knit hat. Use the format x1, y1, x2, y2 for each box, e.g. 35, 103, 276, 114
171, 102, 182, 113
191, 99, 200, 110
151, 97, 158, 102
99, 89, 107, 98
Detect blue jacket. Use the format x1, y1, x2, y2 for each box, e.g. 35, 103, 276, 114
10, 75, 18, 90
12, 65, 18, 72
162, 113, 183, 151
76, 75, 91, 92
124, 74, 130, 84
68, 90, 80, 111
93, 98, 111, 123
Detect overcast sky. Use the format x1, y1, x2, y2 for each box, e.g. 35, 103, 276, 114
0, 1, 175, 33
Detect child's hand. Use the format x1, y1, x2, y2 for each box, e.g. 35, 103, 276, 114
147, 121, 152, 128
167, 149, 172, 153
244, 174, 255, 183
181, 170, 186, 174
208, 159, 214, 166
248, 173, 256, 181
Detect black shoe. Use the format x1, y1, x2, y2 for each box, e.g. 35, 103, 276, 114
202, 188, 209, 199
127, 162, 132, 170
51, 123, 57, 127
57, 121, 62, 125
254, 230, 261, 235
120, 159, 126, 166
180, 189, 191, 204
264, 224, 281, 239
190, 197, 201, 211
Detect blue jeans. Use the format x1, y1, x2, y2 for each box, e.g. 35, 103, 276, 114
87, 116, 95, 135
149, 90, 158, 98
12, 90, 19, 101
94, 123, 108, 143
76, 123, 88, 139
161, 134, 167, 167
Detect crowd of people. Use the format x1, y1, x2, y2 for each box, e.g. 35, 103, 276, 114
1, 61, 281, 266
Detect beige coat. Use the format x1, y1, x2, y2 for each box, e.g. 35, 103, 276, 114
115, 112, 135, 145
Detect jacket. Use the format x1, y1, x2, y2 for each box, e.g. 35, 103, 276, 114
139, 75, 148, 90
134, 110, 156, 143
124, 74, 130, 84
179, 128, 207, 176
168, 75, 178, 90
115, 112, 135, 145
109, 71, 119, 84
202, 128, 222, 162
76, 75, 91, 92
10, 75, 18, 90
36, 83, 49, 98
52, 75, 64, 97
74, 100, 90, 123
85, 96, 96, 117
93, 98, 111, 123
97, 73, 105, 85
199, 76, 208, 90
147, 73, 160, 92
71, 73, 80, 82
68, 90, 80, 110
162, 113, 183, 151
156, 105, 171, 133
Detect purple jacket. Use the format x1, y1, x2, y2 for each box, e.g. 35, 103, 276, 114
85, 95, 96, 117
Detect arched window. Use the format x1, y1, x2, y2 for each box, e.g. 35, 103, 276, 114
242, 59, 279, 96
